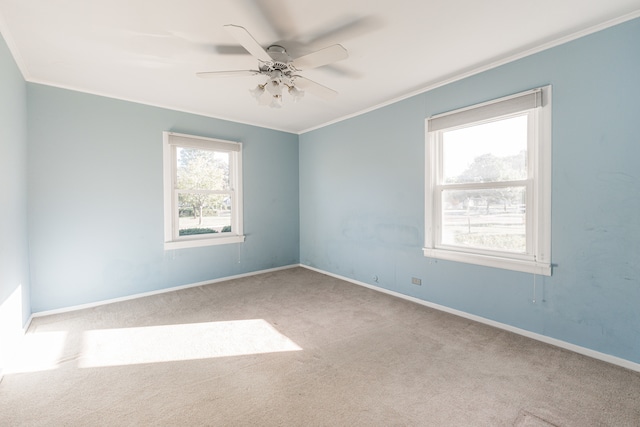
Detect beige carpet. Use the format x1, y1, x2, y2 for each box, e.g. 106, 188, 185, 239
1, 267, 639, 426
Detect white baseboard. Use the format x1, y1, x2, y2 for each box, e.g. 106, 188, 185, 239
29, 264, 299, 320
300, 264, 640, 373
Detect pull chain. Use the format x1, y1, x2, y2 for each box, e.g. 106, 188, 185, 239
532, 272, 537, 303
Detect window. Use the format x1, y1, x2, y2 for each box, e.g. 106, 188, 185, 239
424, 87, 551, 275
163, 132, 244, 250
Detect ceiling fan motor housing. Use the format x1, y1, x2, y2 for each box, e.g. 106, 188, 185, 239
259, 45, 298, 76
266, 45, 289, 62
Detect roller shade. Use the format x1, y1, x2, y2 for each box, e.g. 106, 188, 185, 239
164, 132, 241, 152
428, 88, 542, 132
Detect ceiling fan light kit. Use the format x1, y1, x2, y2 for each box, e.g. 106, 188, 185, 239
250, 71, 305, 108
198, 25, 347, 108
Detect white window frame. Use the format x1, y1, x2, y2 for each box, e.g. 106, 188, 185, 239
424, 86, 551, 276
163, 131, 245, 250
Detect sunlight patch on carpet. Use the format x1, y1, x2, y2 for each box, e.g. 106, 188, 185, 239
3, 331, 68, 374
79, 319, 302, 368
1, 284, 25, 373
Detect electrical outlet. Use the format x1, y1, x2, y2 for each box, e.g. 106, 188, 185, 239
411, 277, 422, 286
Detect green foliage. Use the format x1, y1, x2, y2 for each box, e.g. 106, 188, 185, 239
179, 228, 218, 236
455, 151, 526, 183
454, 232, 525, 252
221, 225, 232, 233
176, 147, 230, 225
448, 151, 527, 211
177, 148, 229, 190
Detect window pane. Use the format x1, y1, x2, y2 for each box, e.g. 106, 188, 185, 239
176, 147, 230, 190
178, 193, 232, 236
442, 115, 527, 184
441, 187, 526, 253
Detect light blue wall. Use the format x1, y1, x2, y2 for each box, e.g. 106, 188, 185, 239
300, 18, 640, 363
27, 84, 299, 312
0, 32, 30, 363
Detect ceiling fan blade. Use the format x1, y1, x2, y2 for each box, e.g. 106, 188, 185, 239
214, 45, 251, 55
293, 76, 338, 100
252, 0, 298, 40
291, 45, 348, 70
196, 70, 260, 78
321, 63, 364, 79
223, 24, 272, 62
305, 15, 384, 46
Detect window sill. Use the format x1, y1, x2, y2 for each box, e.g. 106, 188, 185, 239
165, 234, 245, 250
423, 247, 551, 276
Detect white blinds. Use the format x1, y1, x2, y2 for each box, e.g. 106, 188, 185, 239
165, 132, 241, 152
428, 88, 542, 132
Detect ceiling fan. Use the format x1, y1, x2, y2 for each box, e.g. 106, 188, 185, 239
197, 25, 348, 108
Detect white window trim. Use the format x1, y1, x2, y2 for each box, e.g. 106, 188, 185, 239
424, 87, 552, 276
163, 131, 245, 250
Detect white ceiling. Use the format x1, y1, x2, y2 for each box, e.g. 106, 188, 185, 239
1, 1, 639, 133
